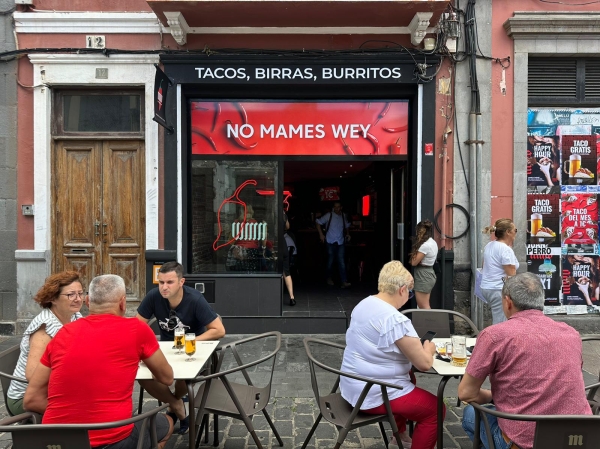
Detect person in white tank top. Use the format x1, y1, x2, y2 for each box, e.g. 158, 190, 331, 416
481, 219, 519, 324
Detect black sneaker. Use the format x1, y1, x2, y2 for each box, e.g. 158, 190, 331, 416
178, 416, 189, 434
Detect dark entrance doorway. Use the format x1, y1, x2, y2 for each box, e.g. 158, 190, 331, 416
282, 160, 409, 316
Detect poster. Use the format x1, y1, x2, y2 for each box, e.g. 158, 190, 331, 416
560, 135, 596, 185
527, 256, 561, 306
561, 255, 600, 307
527, 136, 560, 193
561, 192, 598, 253
526, 194, 560, 251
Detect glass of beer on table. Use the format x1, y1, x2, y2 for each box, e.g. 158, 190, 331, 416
174, 328, 185, 354
451, 336, 467, 367
185, 333, 196, 362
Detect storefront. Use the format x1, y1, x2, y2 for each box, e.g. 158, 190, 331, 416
149, 55, 440, 332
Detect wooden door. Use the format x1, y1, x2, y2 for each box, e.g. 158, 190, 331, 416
53, 140, 145, 300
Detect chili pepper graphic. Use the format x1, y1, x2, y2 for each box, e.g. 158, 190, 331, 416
234, 102, 249, 124
191, 125, 218, 152
224, 120, 258, 149
340, 137, 355, 155
373, 102, 391, 125
212, 179, 258, 251
365, 132, 380, 155
383, 124, 408, 133
212, 102, 221, 132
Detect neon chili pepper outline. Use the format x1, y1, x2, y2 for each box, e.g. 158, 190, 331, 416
224, 120, 258, 149
340, 137, 355, 155
365, 132, 380, 155
373, 102, 391, 126
212, 102, 221, 132
191, 125, 218, 152
212, 179, 258, 251
256, 190, 293, 211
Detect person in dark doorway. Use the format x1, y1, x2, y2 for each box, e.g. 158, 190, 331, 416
409, 220, 438, 309
316, 201, 352, 288
282, 209, 296, 305
136, 261, 225, 434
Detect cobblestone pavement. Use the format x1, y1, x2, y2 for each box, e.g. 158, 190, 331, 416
0, 334, 598, 449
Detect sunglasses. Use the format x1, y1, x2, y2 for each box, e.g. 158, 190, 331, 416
501, 275, 514, 284
408, 289, 415, 299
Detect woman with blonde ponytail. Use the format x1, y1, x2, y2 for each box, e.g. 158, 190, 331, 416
480, 218, 519, 324
409, 220, 438, 309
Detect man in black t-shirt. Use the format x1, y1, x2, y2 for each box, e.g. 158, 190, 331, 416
136, 262, 225, 432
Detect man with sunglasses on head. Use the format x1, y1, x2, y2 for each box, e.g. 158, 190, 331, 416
136, 261, 225, 433
458, 273, 591, 449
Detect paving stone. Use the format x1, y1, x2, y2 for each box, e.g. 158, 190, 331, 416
222, 438, 247, 449
313, 422, 336, 439
228, 424, 250, 438
294, 413, 317, 429
293, 402, 316, 414
358, 424, 384, 438
247, 430, 271, 446
274, 407, 293, 420
456, 436, 474, 449
446, 423, 467, 438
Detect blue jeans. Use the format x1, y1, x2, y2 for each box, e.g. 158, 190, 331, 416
326, 242, 347, 283
462, 404, 510, 449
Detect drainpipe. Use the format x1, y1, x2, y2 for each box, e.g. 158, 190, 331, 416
440, 129, 451, 309
469, 113, 481, 327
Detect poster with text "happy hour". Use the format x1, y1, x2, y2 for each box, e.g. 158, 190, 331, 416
561, 255, 600, 306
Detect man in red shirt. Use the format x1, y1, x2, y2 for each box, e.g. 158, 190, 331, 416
458, 272, 591, 449
25, 274, 175, 449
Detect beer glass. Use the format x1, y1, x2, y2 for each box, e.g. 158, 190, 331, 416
451, 336, 467, 367
528, 213, 542, 236
185, 333, 196, 362
564, 154, 581, 177
174, 328, 185, 354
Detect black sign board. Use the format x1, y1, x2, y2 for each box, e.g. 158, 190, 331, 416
153, 64, 174, 133
163, 60, 425, 85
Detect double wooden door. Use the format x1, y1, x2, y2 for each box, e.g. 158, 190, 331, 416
53, 140, 145, 300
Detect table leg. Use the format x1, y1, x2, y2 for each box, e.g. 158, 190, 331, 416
437, 376, 451, 449
187, 381, 196, 449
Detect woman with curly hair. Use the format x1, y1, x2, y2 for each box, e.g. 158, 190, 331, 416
409, 220, 438, 309
6, 271, 84, 415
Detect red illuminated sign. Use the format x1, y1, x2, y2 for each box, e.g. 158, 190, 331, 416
191, 101, 409, 156
362, 195, 370, 216
319, 187, 340, 201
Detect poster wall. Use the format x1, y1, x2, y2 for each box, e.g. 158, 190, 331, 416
528, 108, 600, 314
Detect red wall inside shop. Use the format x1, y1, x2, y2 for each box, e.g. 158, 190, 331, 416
490, 0, 600, 222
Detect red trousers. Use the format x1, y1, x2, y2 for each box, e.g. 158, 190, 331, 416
362, 384, 443, 449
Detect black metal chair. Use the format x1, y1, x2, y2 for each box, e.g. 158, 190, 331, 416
301, 337, 403, 449
0, 404, 168, 449
470, 401, 600, 449
401, 308, 479, 338
0, 345, 27, 417
585, 381, 600, 415
190, 331, 282, 449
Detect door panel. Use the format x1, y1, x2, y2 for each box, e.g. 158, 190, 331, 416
54, 141, 102, 280
102, 141, 145, 299
54, 140, 145, 300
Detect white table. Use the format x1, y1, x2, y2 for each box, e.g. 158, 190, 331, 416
136, 340, 219, 449
429, 337, 477, 448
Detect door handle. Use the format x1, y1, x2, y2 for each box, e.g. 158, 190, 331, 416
94, 221, 100, 236
103, 223, 108, 236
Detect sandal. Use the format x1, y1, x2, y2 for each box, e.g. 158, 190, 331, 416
290, 298, 296, 306
178, 416, 190, 434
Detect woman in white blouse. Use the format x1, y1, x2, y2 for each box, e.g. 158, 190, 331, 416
340, 261, 442, 449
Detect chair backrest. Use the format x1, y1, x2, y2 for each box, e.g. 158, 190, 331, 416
147, 317, 161, 337
0, 345, 24, 415
0, 405, 167, 449
581, 335, 600, 401
401, 309, 479, 338
212, 331, 281, 388
471, 402, 600, 449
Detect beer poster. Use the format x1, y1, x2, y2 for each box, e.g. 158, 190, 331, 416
527, 136, 560, 192
527, 256, 561, 306
561, 193, 598, 253
561, 135, 596, 185
561, 255, 600, 307
526, 194, 560, 250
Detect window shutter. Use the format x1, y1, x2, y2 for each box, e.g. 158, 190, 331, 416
528, 58, 577, 100
584, 59, 600, 98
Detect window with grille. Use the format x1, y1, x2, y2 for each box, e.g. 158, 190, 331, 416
529, 58, 600, 104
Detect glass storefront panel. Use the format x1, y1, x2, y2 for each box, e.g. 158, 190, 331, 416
63, 94, 141, 132
190, 160, 279, 274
